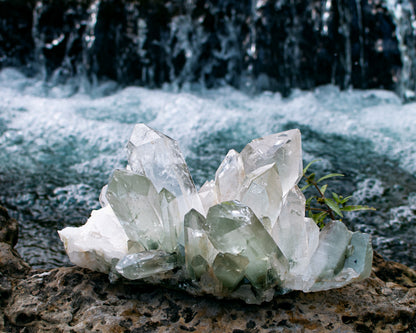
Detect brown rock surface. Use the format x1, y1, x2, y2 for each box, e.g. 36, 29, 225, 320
0, 206, 18, 246
0, 206, 30, 333
1, 205, 415, 332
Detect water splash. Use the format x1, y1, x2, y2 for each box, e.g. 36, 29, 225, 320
0, 68, 415, 268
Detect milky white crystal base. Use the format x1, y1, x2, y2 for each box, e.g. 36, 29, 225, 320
58, 205, 128, 273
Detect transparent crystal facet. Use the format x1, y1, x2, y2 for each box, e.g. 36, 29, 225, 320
240, 163, 283, 230
343, 232, 373, 280
184, 209, 217, 279
308, 221, 353, 287
204, 201, 289, 288
198, 180, 219, 214
240, 129, 302, 195
115, 250, 177, 280
272, 186, 318, 270
159, 188, 181, 249
106, 169, 164, 251
213, 253, 249, 289
215, 149, 245, 202
127, 123, 204, 217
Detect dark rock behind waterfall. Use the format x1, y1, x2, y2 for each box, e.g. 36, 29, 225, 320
1, 0, 415, 98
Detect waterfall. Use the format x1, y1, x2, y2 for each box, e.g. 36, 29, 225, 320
385, 0, 416, 100
1, 0, 415, 97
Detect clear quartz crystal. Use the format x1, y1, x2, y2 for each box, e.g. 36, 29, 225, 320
203, 201, 289, 288
126, 123, 204, 217
308, 229, 373, 292
106, 169, 165, 251
184, 209, 217, 279
307, 221, 353, 289
343, 232, 373, 280
272, 186, 319, 271
159, 188, 181, 249
213, 253, 249, 289
240, 163, 283, 230
215, 149, 245, 202
198, 180, 218, 214
115, 250, 177, 280
59, 125, 373, 303
240, 129, 302, 196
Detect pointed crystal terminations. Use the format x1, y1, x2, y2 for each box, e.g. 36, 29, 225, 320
215, 149, 245, 202
306, 221, 373, 292
203, 201, 289, 288
59, 124, 373, 304
126, 123, 204, 218
272, 186, 319, 271
240, 163, 283, 230
106, 169, 165, 251
184, 209, 218, 279
240, 129, 302, 196
198, 180, 219, 214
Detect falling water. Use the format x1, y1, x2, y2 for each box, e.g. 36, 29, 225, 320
2, 0, 414, 96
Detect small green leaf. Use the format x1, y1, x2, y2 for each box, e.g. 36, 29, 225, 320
303, 159, 321, 175
341, 205, 376, 212
317, 173, 344, 183
320, 184, 328, 195
332, 192, 340, 203
340, 195, 353, 204
301, 184, 312, 191
305, 196, 314, 207
312, 211, 328, 226
324, 198, 344, 217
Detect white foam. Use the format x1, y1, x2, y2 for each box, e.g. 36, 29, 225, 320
1, 68, 415, 185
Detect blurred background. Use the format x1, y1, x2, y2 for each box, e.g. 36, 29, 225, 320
0, 0, 415, 269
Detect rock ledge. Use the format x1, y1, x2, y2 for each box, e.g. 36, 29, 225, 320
1, 206, 415, 332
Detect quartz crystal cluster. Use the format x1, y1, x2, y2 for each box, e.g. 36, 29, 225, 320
59, 124, 373, 304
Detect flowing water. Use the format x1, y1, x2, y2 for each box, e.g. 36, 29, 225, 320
0, 67, 415, 269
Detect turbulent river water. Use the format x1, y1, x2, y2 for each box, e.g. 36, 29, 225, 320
0, 67, 415, 269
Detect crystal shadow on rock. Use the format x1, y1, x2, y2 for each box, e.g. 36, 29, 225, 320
58, 123, 373, 304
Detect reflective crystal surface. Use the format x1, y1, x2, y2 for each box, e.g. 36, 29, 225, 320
115, 250, 177, 280
240, 129, 302, 196
59, 124, 373, 304
213, 253, 249, 289
240, 163, 283, 230
215, 149, 245, 202
106, 169, 165, 251
198, 180, 218, 214
127, 123, 204, 218
184, 209, 217, 279
203, 201, 288, 288
272, 186, 319, 272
